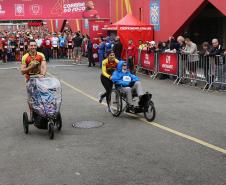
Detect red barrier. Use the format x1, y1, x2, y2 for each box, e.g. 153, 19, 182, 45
140, 51, 155, 71
158, 53, 178, 75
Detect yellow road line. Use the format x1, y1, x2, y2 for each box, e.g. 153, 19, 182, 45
47, 72, 226, 155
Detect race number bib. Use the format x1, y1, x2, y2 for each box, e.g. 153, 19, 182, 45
93, 53, 98, 59
46, 40, 50, 45
123, 76, 131, 82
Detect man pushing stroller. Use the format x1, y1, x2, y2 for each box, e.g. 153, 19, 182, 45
21, 39, 47, 81
20, 40, 62, 139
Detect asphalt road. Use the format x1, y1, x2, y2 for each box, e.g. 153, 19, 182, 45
0, 59, 225, 185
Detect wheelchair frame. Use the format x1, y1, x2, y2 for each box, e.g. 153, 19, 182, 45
109, 85, 156, 122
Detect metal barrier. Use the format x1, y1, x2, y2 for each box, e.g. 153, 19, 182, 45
208, 55, 226, 90
177, 54, 226, 90
177, 54, 208, 88
136, 50, 226, 91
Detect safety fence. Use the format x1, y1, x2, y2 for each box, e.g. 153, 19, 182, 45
135, 50, 226, 91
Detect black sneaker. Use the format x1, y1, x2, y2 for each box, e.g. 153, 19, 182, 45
98, 92, 105, 103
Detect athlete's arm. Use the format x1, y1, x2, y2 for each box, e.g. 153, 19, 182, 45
40, 60, 47, 76
102, 59, 110, 79
20, 54, 36, 75
40, 53, 47, 76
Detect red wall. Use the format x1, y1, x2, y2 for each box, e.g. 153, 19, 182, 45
42, 0, 226, 41
110, 0, 226, 42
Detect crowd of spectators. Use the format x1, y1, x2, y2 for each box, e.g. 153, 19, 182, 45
0, 27, 93, 65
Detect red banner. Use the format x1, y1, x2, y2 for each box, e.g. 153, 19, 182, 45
89, 19, 110, 41
158, 53, 178, 75
118, 25, 154, 60
0, 0, 109, 20
141, 51, 155, 71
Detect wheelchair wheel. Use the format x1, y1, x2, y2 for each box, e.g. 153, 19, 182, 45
56, 112, 62, 131
23, 112, 29, 134
48, 122, 54, 140
109, 89, 122, 117
144, 100, 156, 122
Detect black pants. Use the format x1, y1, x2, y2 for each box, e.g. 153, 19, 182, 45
43, 47, 51, 62
100, 74, 113, 106
88, 50, 95, 66
127, 56, 135, 74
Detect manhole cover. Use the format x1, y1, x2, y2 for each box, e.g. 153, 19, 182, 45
72, 121, 104, 129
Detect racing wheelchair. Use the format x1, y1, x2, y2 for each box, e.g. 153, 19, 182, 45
109, 85, 156, 122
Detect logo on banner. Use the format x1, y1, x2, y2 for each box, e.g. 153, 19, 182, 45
93, 25, 99, 31
15, 4, 24, 16
63, 2, 85, 13
0, 4, 6, 15
166, 55, 171, 63
30, 4, 42, 15
144, 54, 150, 65
162, 55, 173, 70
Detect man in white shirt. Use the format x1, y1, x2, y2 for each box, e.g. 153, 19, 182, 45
51, 33, 59, 59
35, 35, 43, 52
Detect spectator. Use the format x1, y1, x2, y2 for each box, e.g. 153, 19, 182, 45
67, 34, 73, 59
199, 42, 211, 84
87, 35, 95, 67
51, 33, 59, 59
209, 38, 224, 56
209, 38, 225, 89
113, 36, 123, 60
59, 33, 67, 58
42, 34, 52, 62
181, 37, 198, 85
105, 36, 112, 57
126, 39, 136, 74
98, 37, 106, 67
35, 35, 43, 53
156, 41, 167, 53
176, 36, 185, 52
72, 32, 83, 64
148, 41, 156, 53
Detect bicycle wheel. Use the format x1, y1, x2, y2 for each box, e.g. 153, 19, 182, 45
144, 100, 156, 122
109, 89, 122, 117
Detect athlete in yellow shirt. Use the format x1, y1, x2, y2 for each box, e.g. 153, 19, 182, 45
21, 39, 47, 81
99, 51, 119, 110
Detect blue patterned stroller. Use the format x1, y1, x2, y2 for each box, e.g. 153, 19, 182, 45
23, 76, 62, 139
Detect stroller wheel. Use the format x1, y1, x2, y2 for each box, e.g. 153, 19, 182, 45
23, 112, 29, 134
56, 113, 62, 131
48, 122, 54, 140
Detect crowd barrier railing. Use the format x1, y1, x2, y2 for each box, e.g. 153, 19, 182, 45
177, 54, 208, 88
207, 55, 226, 90
136, 50, 226, 91
154, 52, 179, 83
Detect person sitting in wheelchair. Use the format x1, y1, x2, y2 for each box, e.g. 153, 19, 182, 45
112, 60, 144, 112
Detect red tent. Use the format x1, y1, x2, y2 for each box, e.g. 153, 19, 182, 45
104, 14, 154, 60
104, 14, 147, 30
